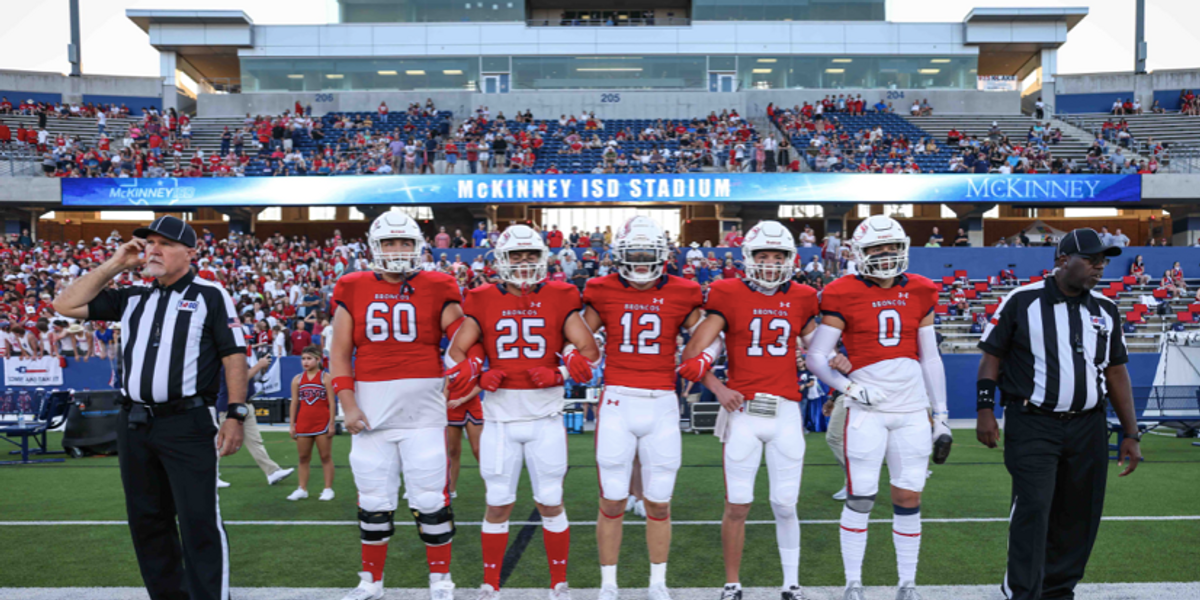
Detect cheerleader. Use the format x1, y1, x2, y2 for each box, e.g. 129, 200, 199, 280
287, 345, 336, 501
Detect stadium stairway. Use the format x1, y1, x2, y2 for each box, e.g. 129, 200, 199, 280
1060, 111, 1200, 153
904, 114, 1096, 168
772, 111, 956, 172
0, 114, 136, 150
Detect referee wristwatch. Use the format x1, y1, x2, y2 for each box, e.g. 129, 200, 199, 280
228, 403, 250, 423
1125, 430, 1142, 442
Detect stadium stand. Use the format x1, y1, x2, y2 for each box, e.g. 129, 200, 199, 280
1061, 112, 1200, 158
904, 114, 1101, 172
769, 106, 955, 172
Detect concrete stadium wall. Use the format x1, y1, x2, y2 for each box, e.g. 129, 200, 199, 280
198, 88, 1020, 118
0, 349, 1162, 420
1055, 69, 1200, 113
0, 178, 60, 204
0, 70, 161, 106
82, 94, 162, 111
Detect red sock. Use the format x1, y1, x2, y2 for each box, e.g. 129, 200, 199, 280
426, 542, 452, 574
481, 530, 508, 589
362, 543, 388, 583
543, 527, 570, 587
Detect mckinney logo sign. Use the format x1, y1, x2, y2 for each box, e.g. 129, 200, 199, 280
965, 178, 1103, 200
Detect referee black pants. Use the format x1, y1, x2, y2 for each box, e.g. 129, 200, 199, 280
117, 405, 230, 600
1002, 404, 1108, 600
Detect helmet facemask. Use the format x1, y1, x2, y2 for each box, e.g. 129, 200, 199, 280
496, 248, 548, 288
615, 236, 668, 284
744, 249, 795, 289
854, 240, 910, 279
369, 236, 422, 275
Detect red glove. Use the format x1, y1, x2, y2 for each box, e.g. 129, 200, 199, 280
480, 369, 507, 392
527, 366, 564, 389
677, 352, 714, 382
563, 349, 594, 383
444, 345, 485, 399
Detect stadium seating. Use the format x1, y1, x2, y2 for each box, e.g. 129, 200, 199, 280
771, 109, 955, 172
905, 114, 1097, 170
1063, 112, 1200, 153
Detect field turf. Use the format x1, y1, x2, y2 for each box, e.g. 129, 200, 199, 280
1, 428, 1197, 590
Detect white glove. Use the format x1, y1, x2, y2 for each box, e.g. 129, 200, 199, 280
933, 420, 952, 441
843, 382, 875, 407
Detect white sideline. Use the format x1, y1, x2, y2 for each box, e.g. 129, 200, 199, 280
2, 515, 1199, 527
2, 583, 1198, 600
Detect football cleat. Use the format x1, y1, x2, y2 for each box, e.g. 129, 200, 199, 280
781, 585, 806, 600
720, 585, 743, 600
647, 582, 671, 600
341, 572, 384, 600
842, 581, 865, 600
477, 584, 501, 600
549, 582, 571, 600
895, 583, 922, 600
633, 500, 647, 519
431, 578, 456, 600
217, 478, 231, 489
598, 583, 619, 600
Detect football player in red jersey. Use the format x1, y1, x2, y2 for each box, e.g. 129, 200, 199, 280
446, 225, 600, 600
330, 211, 464, 600
581, 216, 703, 600
806, 216, 952, 600
678, 221, 821, 600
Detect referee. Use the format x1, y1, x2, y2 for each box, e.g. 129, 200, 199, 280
975, 228, 1142, 600
53, 216, 249, 600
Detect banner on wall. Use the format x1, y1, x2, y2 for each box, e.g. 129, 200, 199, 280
61, 174, 1143, 207
4, 356, 65, 387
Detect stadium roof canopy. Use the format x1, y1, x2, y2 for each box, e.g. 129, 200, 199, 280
126, 10, 254, 85
964, 7, 1088, 76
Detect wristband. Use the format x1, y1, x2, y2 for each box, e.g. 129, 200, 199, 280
977, 378, 997, 411
332, 376, 355, 397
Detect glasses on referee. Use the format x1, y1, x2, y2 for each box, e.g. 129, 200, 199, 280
1077, 254, 1110, 267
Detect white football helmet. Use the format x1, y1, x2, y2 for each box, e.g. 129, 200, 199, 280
741, 220, 796, 289
613, 216, 669, 284
850, 215, 910, 279
494, 224, 548, 287
368, 210, 425, 274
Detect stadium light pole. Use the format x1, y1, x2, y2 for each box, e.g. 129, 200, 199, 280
1134, 0, 1147, 74
68, 0, 82, 76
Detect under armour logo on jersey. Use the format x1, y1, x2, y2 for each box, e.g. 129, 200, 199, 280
529, 301, 542, 308
607, 399, 619, 406
484, 563, 498, 569
652, 297, 665, 304
551, 559, 567, 565
780, 301, 791, 308
897, 292, 909, 299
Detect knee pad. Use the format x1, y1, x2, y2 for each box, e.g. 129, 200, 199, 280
846, 494, 876, 514
409, 490, 446, 515
412, 504, 456, 546
359, 508, 395, 543
534, 480, 564, 507
770, 501, 797, 521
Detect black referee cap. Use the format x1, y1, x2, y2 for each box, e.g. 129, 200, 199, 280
1057, 228, 1121, 258
133, 215, 197, 248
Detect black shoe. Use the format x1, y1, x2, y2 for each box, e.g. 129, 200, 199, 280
781, 586, 806, 600
720, 586, 742, 600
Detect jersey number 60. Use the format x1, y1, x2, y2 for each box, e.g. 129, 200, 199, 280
365, 302, 417, 342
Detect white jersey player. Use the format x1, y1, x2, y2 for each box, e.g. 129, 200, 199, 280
806, 216, 953, 600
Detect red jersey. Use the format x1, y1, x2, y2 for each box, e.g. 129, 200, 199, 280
818, 274, 939, 372
704, 279, 819, 401
583, 274, 702, 390
462, 281, 582, 390
331, 270, 461, 382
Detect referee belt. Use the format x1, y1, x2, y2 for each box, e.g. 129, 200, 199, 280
1003, 393, 1102, 421
120, 395, 209, 419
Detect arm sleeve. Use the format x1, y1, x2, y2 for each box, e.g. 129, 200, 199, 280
207, 286, 248, 358
918, 324, 948, 418
807, 324, 854, 394
86, 287, 132, 322
978, 290, 1019, 357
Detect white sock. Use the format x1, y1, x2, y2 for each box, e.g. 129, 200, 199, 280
839, 506, 870, 583
893, 507, 922, 586
724, 582, 741, 590
601, 564, 617, 587
771, 502, 800, 589
650, 562, 667, 586
482, 520, 509, 534
430, 572, 450, 584
542, 510, 569, 534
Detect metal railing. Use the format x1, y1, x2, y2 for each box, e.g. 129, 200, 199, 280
0, 146, 43, 177
526, 17, 690, 27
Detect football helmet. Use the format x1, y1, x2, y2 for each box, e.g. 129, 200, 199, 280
494, 224, 548, 287
368, 210, 425, 274
850, 216, 910, 279
741, 220, 796, 289
612, 216, 669, 284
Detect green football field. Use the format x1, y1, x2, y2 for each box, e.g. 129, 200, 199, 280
1, 428, 1198, 590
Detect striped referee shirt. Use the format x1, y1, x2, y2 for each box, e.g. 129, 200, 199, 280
979, 274, 1128, 413
86, 271, 247, 404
